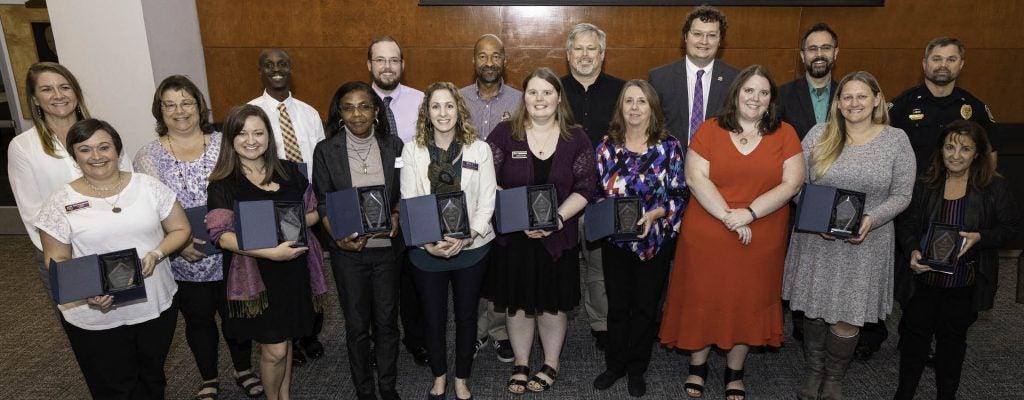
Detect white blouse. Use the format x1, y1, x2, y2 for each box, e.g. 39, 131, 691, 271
34, 173, 177, 330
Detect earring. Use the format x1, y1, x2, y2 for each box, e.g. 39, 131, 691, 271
36, 105, 44, 119
374, 117, 380, 126
75, 105, 85, 120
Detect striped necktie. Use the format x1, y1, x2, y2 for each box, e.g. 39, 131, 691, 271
277, 102, 303, 163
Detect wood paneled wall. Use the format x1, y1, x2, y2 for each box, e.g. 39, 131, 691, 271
197, 0, 1024, 123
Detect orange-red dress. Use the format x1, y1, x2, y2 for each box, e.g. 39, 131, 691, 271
659, 119, 802, 350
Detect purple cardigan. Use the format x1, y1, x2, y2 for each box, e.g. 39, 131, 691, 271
486, 121, 596, 259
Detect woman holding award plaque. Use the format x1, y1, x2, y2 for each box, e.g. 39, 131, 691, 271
133, 75, 262, 399
35, 119, 191, 399
591, 80, 685, 397
206, 105, 327, 400
483, 67, 595, 395
400, 81, 497, 400
659, 65, 805, 400
782, 71, 915, 400
893, 121, 1020, 400
312, 81, 406, 400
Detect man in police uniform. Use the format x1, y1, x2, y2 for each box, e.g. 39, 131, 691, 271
855, 36, 997, 361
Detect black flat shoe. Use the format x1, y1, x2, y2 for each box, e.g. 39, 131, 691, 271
628, 375, 647, 397
593, 370, 624, 390
409, 346, 429, 366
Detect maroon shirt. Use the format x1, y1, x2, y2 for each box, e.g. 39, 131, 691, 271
486, 121, 596, 259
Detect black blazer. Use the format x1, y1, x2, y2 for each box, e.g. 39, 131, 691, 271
896, 177, 1021, 311
649, 58, 739, 147
312, 131, 404, 248
777, 77, 838, 140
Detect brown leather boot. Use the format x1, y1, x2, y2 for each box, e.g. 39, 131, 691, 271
797, 318, 829, 400
820, 329, 859, 400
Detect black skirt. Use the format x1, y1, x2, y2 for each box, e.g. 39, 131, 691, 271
482, 234, 580, 315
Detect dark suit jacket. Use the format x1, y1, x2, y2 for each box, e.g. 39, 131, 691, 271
649, 58, 739, 146
312, 131, 404, 249
777, 77, 839, 140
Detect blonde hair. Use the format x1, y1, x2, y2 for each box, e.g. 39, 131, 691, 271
414, 82, 478, 148
811, 71, 889, 180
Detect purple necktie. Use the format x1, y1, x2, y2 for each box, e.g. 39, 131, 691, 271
689, 69, 705, 141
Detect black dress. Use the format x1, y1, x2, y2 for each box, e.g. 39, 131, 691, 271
483, 154, 581, 315
207, 162, 315, 344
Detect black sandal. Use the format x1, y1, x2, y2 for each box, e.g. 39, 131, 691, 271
684, 363, 708, 398
507, 365, 530, 395
233, 370, 264, 398
527, 364, 559, 392
723, 367, 746, 400
195, 380, 219, 400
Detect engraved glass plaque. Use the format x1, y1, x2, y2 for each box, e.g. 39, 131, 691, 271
613, 197, 643, 240
275, 201, 307, 247
436, 192, 470, 239
828, 190, 865, 238
527, 185, 558, 230
923, 222, 963, 273
360, 187, 390, 233
100, 252, 141, 293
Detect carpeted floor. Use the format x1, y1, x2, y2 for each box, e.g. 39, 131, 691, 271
1, 234, 1021, 399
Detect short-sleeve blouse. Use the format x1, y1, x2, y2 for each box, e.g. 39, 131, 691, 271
34, 173, 178, 330
133, 133, 223, 282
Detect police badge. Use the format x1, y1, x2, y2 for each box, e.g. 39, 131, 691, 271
960, 104, 972, 119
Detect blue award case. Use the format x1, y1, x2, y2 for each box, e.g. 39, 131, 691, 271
49, 248, 147, 305
584, 196, 642, 242
326, 185, 391, 239
184, 206, 221, 255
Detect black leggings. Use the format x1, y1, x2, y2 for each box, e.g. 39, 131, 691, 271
177, 280, 253, 380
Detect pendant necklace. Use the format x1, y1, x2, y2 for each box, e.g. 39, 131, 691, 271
166, 135, 209, 203
85, 171, 124, 213
348, 139, 375, 174
530, 128, 558, 157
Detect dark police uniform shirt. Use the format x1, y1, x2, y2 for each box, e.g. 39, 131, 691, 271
560, 73, 626, 148
888, 84, 996, 175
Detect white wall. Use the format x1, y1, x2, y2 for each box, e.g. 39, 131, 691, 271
46, 0, 209, 158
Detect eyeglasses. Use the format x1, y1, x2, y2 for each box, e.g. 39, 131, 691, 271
803, 45, 835, 54
341, 103, 375, 113
162, 100, 197, 112
371, 57, 402, 67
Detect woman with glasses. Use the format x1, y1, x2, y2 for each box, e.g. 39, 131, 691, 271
134, 75, 262, 399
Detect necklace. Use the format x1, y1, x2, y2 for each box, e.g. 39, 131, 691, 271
347, 132, 376, 174
529, 128, 558, 157
85, 172, 124, 213
733, 130, 757, 145
166, 135, 209, 203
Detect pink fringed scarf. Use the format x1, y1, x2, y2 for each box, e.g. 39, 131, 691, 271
207, 185, 328, 318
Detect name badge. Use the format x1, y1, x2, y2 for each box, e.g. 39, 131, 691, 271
511, 151, 528, 159
909, 108, 924, 121
462, 161, 479, 170
65, 200, 91, 213
394, 157, 404, 168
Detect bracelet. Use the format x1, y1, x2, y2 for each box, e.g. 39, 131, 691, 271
746, 206, 758, 220
556, 213, 565, 225
150, 249, 165, 260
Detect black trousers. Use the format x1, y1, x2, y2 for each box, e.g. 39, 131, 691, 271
894, 282, 977, 400
400, 256, 426, 349
176, 280, 253, 380
331, 246, 401, 395
61, 299, 179, 400
412, 256, 489, 379
602, 241, 672, 376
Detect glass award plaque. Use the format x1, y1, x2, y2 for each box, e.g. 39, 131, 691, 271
275, 201, 308, 247
359, 186, 391, 234
527, 184, 559, 230
613, 197, 643, 241
922, 222, 963, 274
436, 191, 471, 239
99, 250, 143, 293
828, 190, 866, 238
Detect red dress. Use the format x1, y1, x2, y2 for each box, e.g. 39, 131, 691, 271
659, 119, 802, 350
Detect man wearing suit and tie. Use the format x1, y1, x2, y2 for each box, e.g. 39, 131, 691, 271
778, 23, 840, 140
650, 5, 739, 145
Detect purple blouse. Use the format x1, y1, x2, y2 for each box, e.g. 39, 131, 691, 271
486, 121, 596, 259
133, 133, 222, 282
595, 135, 686, 260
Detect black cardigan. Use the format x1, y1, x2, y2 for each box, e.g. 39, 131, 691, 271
896, 176, 1021, 311
311, 131, 404, 249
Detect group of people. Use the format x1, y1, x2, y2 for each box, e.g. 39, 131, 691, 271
8, 4, 1019, 400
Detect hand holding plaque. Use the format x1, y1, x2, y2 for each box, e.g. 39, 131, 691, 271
920, 222, 965, 274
